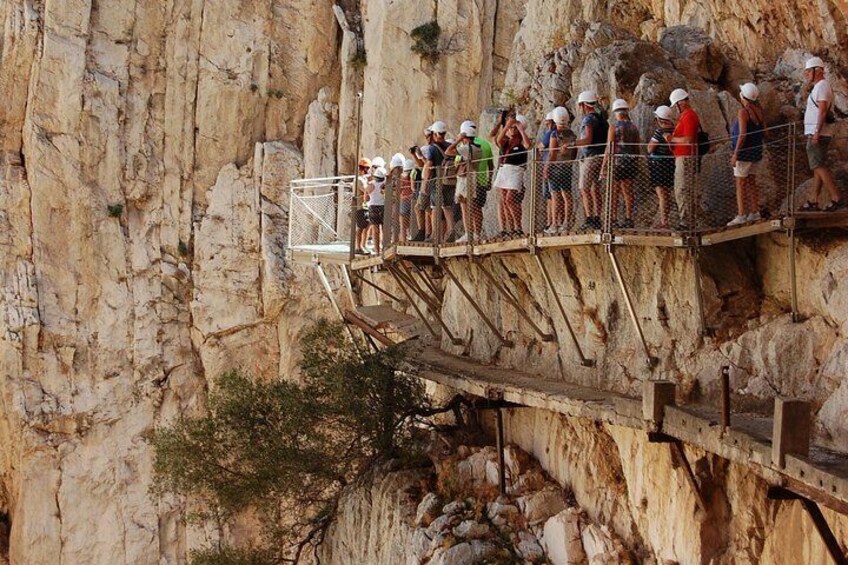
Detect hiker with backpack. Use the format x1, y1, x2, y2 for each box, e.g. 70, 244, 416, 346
493, 114, 531, 237
545, 106, 578, 233
727, 83, 766, 226
446, 120, 495, 242
570, 90, 607, 231
602, 99, 641, 229
647, 106, 676, 229
416, 122, 451, 242
799, 56, 843, 212
667, 88, 702, 229
366, 166, 387, 255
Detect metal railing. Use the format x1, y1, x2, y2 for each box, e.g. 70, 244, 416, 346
288, 176, 355, 252
286, 122, 825, 262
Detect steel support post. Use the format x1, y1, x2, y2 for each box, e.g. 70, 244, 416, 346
669, 442, 707, 513
475, 260, 555, 342
411, 262, 444, 301
607, 246, 656, 368
528, 147, 538, 245
349, 91, 364, 263
533, 253, 594, 366
382, 170, 395, 255
768, 487, 848, 565
495, 408, 507, 496
690, 247, 710, 337
441, 262, 513, 347
392, 262, 441, 314
387, 266, 439, 340
789, 228, 800, 322
720, 365, 731, 435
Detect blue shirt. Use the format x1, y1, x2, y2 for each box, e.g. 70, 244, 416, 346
541, 129, 555, 162
579, 114, 605, 158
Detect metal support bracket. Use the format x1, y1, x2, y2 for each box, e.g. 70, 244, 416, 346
315, 263, 364, 351
606, 245, 657, 368
387, 265, 463, 345
475, 260, 555, 342
341, 264, 357, 307
669, 441, 707, 513
533, 254, 594, 367
411, 262, 444, 302
495, 408, 507, 496
768, 487, 848, 565
354, 272, 403, 304
387, 266, 439, 340
689, 248, 714, 337
441, 262, 514, 348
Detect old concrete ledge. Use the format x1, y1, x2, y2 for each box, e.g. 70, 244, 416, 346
412, 346, 848, 516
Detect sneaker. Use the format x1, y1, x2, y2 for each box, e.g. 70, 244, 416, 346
558, 224, 569, 233
747, 212, 761, 222
823, 200, 846, 212
589, 216, 602, 230
799, 201, 820, 212
544, 225, 558, 235
410, 231, 425, 242
456, 233, 469, 243
726, 214, 747, 227
621, 218, 634, 229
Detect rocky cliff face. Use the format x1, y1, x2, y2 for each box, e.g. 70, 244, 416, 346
1, 0, 847, 563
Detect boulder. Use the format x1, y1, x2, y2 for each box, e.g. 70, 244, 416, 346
518, 486, 567, 525
660, 26, 726, 82
442, 500, 466, 516
453, 519, 490, 539
517, 531, 546, 561
581, 523, 631, 564
415, 493, 443, 527
429, 540, 499, 565
543, 508, 587, 565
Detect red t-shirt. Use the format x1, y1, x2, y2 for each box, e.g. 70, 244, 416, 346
672, 109, 700, 157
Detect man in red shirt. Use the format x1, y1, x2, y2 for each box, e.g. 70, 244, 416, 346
665, 88, 700, 228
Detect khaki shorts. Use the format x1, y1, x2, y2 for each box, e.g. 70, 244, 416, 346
733, 160, 760, 178
579, 156, 602, 192
807, 136, 832, 170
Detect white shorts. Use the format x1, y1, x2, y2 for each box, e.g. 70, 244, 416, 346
456, 177, 469, 199
733, 160, 759, 178
494, 164, 525, 190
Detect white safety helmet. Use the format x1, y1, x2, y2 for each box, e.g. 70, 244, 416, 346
740, 82, 759, 102
805, 56, 825, 70
552, 106, 570, 126
373, 166, 387, 179
403, 159, 415, 171
460, 120, 477, 136
515, 114, 528, 126
545, 111, 555, 121
669, 88, 689, 107
371, 156, 386, 169
612, 98, 630, 113
429, 120, 448, 134
577, 90, 598, 106
654, 105, 674, 121
390, 152, 405, 169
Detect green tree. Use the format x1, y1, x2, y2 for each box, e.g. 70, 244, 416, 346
152, 320, 439, 564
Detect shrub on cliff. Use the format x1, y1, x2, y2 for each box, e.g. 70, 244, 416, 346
152, 320, 446, 564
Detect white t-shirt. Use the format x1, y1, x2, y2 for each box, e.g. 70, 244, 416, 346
805, 79, 835, 136
368, 180, 385, 206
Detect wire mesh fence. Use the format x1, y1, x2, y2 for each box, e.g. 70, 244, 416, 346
289, 123, 813, 262
288, 176, 355, 251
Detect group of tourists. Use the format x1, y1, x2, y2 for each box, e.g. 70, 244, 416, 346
352, 55, 841, 253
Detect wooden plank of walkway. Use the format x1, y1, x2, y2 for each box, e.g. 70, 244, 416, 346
412, 346, 848, 516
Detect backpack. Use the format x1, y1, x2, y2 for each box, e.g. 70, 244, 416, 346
591, 111, 609, 145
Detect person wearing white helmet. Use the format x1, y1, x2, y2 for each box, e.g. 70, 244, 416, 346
537, 110, 558, 233
398, 159, 416, 241
446, 120, 495, 242
418, 120, 455, 242
545, 106, 578, 233
493, 113, 532, 237
647, 106, 675, 229
354, 158, 373, 254
601, 98, 640, 229
799, 56, 842, 212
569, 90, 608, 231
665, 87, 701, 228
727, 83, 767, 226
366, 166, 387, 255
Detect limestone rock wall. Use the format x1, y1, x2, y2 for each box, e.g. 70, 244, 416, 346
2, 0, 848, 562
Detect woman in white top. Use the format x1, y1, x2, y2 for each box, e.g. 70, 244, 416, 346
367, 167, 387, 255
